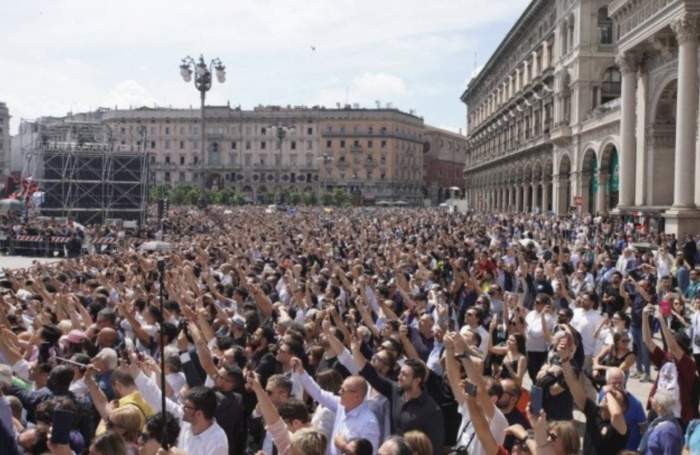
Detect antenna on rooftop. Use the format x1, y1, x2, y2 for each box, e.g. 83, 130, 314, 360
375, 100, 381, 108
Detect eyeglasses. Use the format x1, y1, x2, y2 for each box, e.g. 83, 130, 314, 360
621, 339, 631, 344
183, 404, 198, 412
547, 431, 559, 441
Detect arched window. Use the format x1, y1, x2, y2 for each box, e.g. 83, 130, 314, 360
598, 7, 613, 44
601, 67, 621, 103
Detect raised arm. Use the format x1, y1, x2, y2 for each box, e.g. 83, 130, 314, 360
641, 304, 657, 354
657, 308, 685, 361
291, 357, 340, 412
464, 394, 501, 455
398, 325, 420, 361
84, 366, 109, 420
604, 388, 628, 436
353, 338, 394, 399
561, 358, 586, 411
443, 333, 467, 405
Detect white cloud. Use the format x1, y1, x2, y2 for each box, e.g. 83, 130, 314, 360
101, 80, 159, 110
0, 0, 529, 132
314, 72, 407, 109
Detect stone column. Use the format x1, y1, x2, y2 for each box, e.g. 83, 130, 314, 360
531, 181, 539, 212
616, 51, 638, 208
514, 184, 522, 212
671, 15, 698, 208
542, 180, 550, 213
523, 183, 530, 212
532, 51, 539, 78
542, 40, 549, 70
596, 172, 608, 215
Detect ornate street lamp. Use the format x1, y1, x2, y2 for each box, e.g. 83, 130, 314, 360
180, 55, 226, 187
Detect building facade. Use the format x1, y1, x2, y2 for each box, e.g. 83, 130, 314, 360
18, 105, 430, 204
0, 103, 10, 177
423, 127, 467, 204
463, 0, 700, 236
318, 109, 425, 204
610, 0, 700, 235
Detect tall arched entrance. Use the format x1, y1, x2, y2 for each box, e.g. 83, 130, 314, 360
581, 149, 597, 214
649, 80, 676, 206
600, 144, 619, 213
557, 154, 572, 213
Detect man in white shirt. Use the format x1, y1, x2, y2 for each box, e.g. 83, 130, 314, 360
571, 291, 604, 400
133, 371, 229, 455
291, 357, 380, 455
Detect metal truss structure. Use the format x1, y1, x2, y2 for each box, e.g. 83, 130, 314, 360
23, 142, 149, 226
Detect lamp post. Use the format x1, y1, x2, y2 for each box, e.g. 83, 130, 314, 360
179, 55, 226, 188
271, 123, 295, 151
316, 153, 333, 195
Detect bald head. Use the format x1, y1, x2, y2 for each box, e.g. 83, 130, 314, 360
339, 376, 367, 411
605, 367, 625, 390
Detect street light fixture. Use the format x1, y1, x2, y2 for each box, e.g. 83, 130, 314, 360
179, 54, 226, 187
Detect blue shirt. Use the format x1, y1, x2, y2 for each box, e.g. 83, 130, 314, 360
644, 420, 683, 455
685, 419, 700, 455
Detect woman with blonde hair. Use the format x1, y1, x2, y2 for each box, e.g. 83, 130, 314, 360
403, 430, 433, 455
105, 405, 143, 454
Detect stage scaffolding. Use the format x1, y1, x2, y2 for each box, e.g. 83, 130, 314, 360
23, 142, 149, 226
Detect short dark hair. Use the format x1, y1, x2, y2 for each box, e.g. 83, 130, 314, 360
96, 308, 117, 325
145, 412, 181, 447
185, 386, 218, 420
267, 374, 293, 395
348, 438, 374, 455
403, 358, 428, 388
278, 398, 310, 424
40, 324, 62, 345
111, 368, 136, 388
47, 365, 75, 394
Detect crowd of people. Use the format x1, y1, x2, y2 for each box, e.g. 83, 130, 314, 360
0, 207, 699, 455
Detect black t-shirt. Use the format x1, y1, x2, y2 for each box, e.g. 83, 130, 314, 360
602, 283, 626, 316
583, 399, 628, 455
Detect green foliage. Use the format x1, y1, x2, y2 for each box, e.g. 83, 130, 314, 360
149, 185, 170, 201
153, 183, 351, 207
332, 188, 351, 207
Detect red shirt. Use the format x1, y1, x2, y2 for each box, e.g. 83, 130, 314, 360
647, 346, 698, 425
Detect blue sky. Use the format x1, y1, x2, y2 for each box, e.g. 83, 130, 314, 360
1, 0, 529, 134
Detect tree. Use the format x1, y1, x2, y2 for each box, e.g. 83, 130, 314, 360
333, 188, 350, 207
288, 191, 301, 205
321, 191, 334, 206
302, 191, 317, 206
149, 185, 170, 202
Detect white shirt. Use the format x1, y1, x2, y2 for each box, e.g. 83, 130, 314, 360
134, 372, 229, 455
571, 308, 604, 357
295, 371, 380, 455
456, 403, 508, 455
525, 311, 554, 352
692, 311, 700, 355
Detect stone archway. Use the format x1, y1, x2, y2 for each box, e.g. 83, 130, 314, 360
558, 154, 572, 213
581, 148, 597, 214
648, 79, 676, 206
599, 144, 619, 213
522, 163, 533, 212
